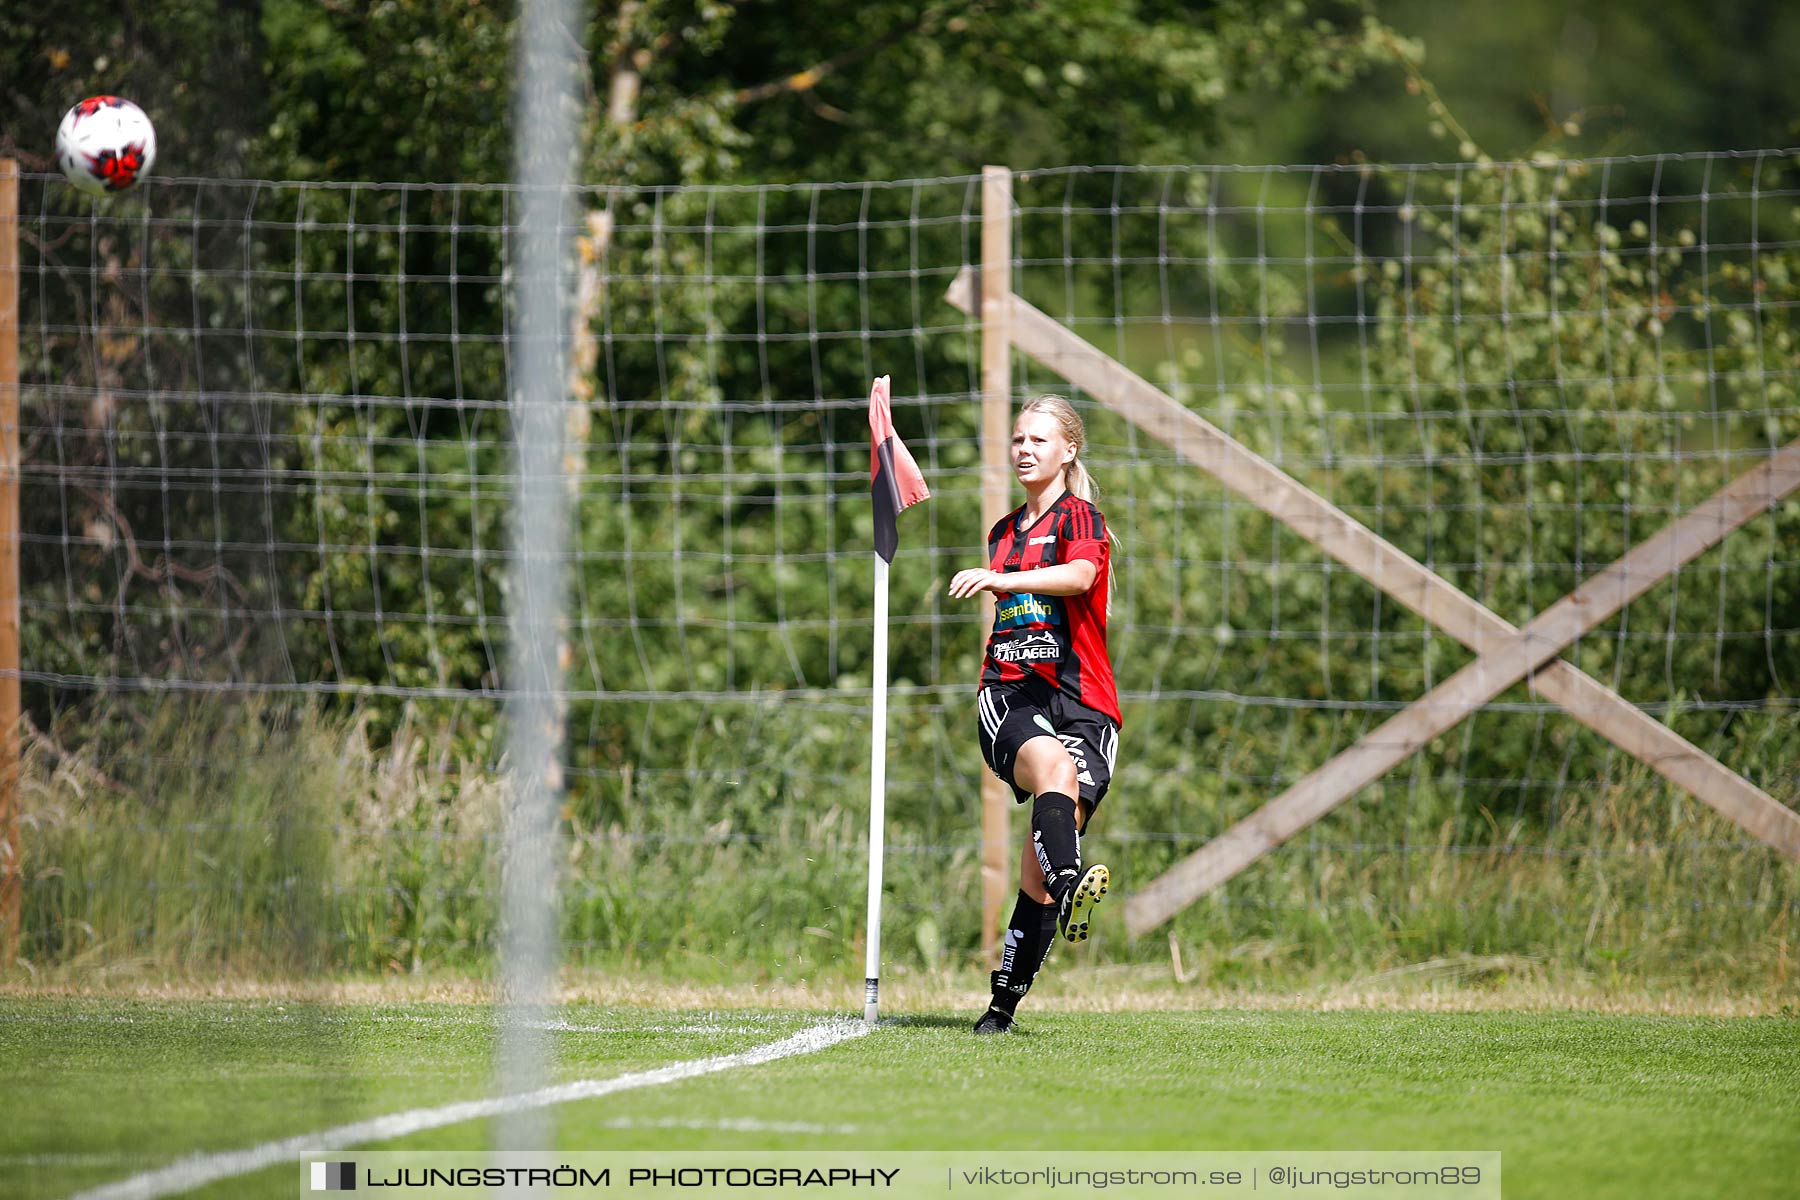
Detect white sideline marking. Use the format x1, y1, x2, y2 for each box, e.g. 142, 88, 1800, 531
67, 1018, 870, 1200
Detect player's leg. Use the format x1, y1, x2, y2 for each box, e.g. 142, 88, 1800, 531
1024, 700, 1124, 944
976, 737, 1108, 1032
977, 844, 1059, 1034
1052, 708, 1117, 944
1011, 732, 1081, 900
974, 693, 1115, 1031
974, 695, 1068, 1033
1012, 733, 1108, 942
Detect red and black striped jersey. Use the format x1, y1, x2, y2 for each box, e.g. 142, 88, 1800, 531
979, 493, 1120, 725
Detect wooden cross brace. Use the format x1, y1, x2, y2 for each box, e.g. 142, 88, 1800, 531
944, 268, 1800, 937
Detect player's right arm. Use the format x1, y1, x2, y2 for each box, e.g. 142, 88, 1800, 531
947, 561, 1095, 599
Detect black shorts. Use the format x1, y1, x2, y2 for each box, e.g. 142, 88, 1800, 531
976, 678, 1119, 812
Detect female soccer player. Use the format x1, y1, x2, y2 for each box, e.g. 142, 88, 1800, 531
948, 394, 1121, 1035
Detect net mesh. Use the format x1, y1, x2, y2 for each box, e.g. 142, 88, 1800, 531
15, 150, 1800, 979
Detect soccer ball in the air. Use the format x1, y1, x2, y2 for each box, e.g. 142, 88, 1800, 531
56, 96, 157, 196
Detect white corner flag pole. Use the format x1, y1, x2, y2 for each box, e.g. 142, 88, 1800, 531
863, 553, 891, 1026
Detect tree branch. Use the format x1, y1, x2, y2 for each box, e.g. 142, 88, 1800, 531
733, 0, 982, 106
605, 0, 645, 131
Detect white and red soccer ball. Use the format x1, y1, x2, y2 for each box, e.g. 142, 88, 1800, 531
56, 96, 157, 196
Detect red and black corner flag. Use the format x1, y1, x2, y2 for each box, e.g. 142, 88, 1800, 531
869, 376, 930, 562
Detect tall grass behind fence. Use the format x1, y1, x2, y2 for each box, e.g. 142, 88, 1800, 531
18, 696, 1798, 993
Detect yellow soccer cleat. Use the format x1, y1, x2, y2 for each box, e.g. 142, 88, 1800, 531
1056, 864, 1109, 943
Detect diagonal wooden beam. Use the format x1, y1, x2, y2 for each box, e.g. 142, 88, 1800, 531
1125, 439, 1800, 933
943, 267, 1800, 918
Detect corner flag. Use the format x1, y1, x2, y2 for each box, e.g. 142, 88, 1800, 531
863, 375, 928, 1026
869, 376, 930, 562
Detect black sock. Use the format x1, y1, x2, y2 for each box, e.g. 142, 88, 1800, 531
1031, 791, 1082, 903
989, 890, 1058, 1017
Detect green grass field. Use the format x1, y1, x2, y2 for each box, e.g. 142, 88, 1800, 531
4, 990, 1797, 1200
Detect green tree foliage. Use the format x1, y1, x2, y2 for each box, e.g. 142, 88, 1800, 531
258, 0, 515, 183
1239, 0, 1800, 165
246, 0, 1406, 723
10, 2, 1799, 979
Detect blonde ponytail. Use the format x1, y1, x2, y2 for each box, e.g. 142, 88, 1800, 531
1064, 456, 1098, 506
1018, 395, 1120, 614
